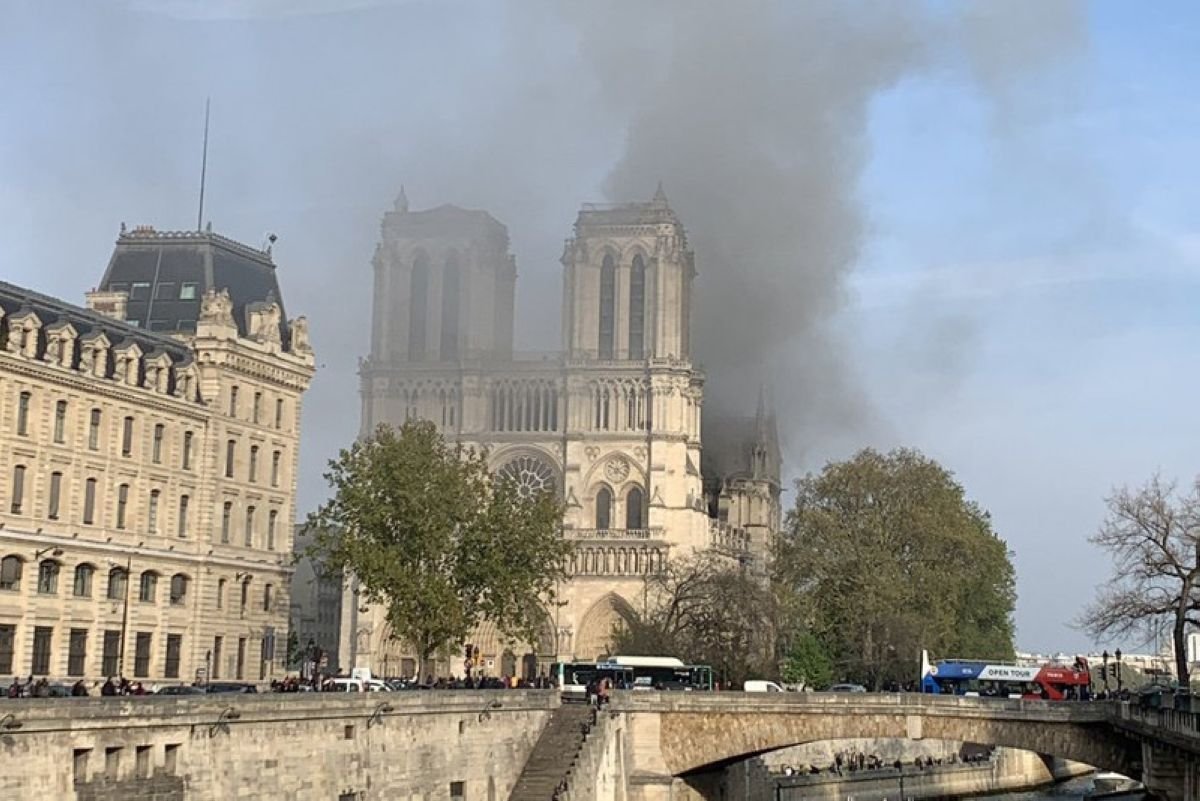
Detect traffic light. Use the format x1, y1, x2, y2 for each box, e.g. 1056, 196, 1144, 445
1100, 666, 1107, 682
464, 643, 473, 660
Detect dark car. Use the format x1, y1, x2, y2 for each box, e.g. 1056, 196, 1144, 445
205, 682, 258, 694
156, 685, 207, 695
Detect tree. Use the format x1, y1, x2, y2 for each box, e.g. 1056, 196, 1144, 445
1080, 475, 1200, 686
285, 630, 302, 669
613, 552, 778, 687
305, 421, 570, 674
780, 632, 834, 690
775, 448, 1016, 690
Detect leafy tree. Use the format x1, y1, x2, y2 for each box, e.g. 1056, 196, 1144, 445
285, 630, 302, 669
775, 448, 1015, 690
780, 632, 834, 689
305, 421, 569, 674
1080, 475, 1200, 685
613, 553, 777, 687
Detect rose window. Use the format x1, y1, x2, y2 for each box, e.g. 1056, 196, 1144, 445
497, 455, 557, 500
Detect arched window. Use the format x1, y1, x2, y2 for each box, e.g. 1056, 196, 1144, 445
595, 486, 612, 531
73, 564, 95, 597
139, 571, 158, 603
625, 486, 645, 530
107, 567, 128, 600
441, 251, 461, 360
37, 560, 60, 594
629, 254, 646, 359
3, 555, 26, 590
408, 252, 430, 361
170, 574, 188, 606
598, 254, 615, 359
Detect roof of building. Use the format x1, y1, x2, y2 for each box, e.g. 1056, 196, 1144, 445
97, 225, 288, 340
382, 202, 509, 244
701, 392, 782, 487
0, 278, 193, 364
575, 184, 683, 231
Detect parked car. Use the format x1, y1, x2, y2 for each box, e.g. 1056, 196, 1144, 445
205, 682, 258, 694
827, 683, 868, 693
156, 685, 206, 695
743, 680, 786, 693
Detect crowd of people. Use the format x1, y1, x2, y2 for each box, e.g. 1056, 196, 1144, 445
4, 675, 151, 697
778, 747, 996, 778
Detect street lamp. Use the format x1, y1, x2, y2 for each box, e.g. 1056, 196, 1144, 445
1102, 650, 1110, 692
33, 547, 63, 561
1115, 648, 1123, 693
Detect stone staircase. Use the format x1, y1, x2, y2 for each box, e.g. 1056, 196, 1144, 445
508, 702, 596, 801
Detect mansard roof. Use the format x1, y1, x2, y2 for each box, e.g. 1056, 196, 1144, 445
0, 279, 192, 365
382, 203, 509, 245
97, 224, 288, 341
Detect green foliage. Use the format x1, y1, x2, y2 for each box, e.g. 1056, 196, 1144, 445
774, 448, 1016, 690
285, 630, 302, 668
612, 553, 778, 687
305, 421, 570, 663
780, 632, 834, 689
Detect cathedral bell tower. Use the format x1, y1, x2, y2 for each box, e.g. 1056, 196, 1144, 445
561, 184, 694, 363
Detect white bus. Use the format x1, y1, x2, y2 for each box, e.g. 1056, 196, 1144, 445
551, 655, 713, 696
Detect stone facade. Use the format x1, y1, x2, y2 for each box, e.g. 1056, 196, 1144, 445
289, 524, 345, 673
353, 189, 781, 676
0, 226, 314, 685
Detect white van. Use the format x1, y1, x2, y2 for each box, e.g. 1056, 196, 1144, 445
744, 680, 786, 693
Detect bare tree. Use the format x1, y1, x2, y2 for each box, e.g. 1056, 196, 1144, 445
1081, 476, 1200, 685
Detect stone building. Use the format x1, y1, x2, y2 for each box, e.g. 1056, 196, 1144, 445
289, 524, 343, 673
352, 188, 779, 678
0, 225, 314, 685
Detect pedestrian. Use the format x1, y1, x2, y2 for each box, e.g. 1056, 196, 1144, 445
6, 677, 20, 698
101, 677, 116, 697
71, 679, 88, 697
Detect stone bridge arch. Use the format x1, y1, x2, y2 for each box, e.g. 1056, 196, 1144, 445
615, 694, 1140, 782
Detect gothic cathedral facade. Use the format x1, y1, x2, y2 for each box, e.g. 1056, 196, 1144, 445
353, 188, 780, 678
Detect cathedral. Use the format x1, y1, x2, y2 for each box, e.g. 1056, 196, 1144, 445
349, 187, 781, 678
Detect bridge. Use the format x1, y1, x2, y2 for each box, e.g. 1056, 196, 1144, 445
547, 693, 1200, 801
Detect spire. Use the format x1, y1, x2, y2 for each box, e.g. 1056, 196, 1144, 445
755, 385, 768, 439
394, 185, 409, 213
652, 180, 669, 207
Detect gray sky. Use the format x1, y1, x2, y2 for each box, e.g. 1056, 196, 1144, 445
3, 0, 1199, 654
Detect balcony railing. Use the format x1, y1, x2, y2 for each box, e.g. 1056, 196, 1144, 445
564, 528, 662, 541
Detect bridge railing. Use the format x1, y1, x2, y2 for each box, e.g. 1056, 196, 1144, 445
1117, 701, 1200, 739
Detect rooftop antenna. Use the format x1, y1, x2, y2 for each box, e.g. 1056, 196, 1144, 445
197, 97, 210, 232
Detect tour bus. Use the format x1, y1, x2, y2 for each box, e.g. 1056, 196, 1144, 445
551, 655, 714, 696
920, 650, 1091, 700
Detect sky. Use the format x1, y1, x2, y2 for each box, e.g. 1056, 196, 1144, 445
2, 0, 1199, 654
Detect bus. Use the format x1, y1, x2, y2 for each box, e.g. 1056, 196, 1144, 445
551, 655, 714, 696
920, 650, 1091, 700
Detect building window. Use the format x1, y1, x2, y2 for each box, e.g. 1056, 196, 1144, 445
249, 445, 259, 482
165, 634, 182, 679
629, 254, 646, 359
595, 486, 612, 530
115, 483, 128, 529
169, 494, 187, 540
626, 486, 645, 529
271, 450, 282, 487
68, 629, 88, 677
16, 390, 30, 436
182, 430, 193, 469
152, 423, 164, 463
101, 631, 121, 677
32, 626, 52, 675
598, 254, 616, 359
441, 253, 461, 360
450, 781, 465, 801
37, 560, 60, 594
0, 555, 23, 591
409, 253, 429, 361
147, 489, 160, 534
267, 509, 278, 551
180, 282, 198, 300
229, 385, 239, 417
88, 408, 101, 450
47, 471, 62, 519
74, 564, 94, 597
54, 399, 67, 443
169, 574, 188, 606
134, 632, 152, 677
253, 391, 262, 424
10, 464, 26, 514
139, 571, 158, 603
221, 501, 232, 543
122, 416, 134, 457
263, 583, 273, 612
80, 477, 97, 524
217, 578, 226, 609
107, 567, 128, 601
212, 636, 222, 680
236, 637, 246, 680
244, 506, 256, 547
0, 625, 13, 673
240, 579, 250, 614
275, 398, 284, 429
130, 281, 151, 300
225, 439, 236, 478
